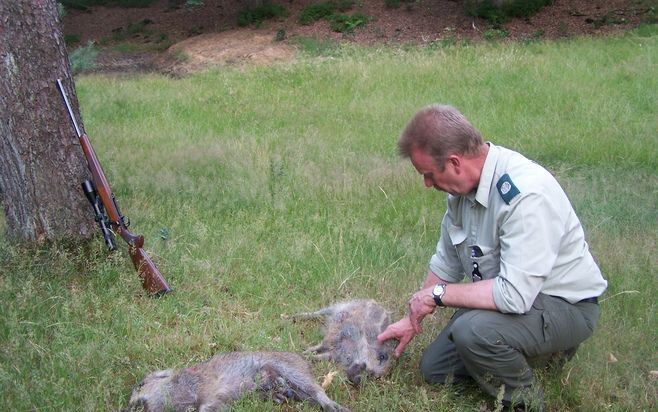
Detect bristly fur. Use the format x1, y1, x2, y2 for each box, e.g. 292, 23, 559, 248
124, 351, 349, 412
293, 299, 398, 385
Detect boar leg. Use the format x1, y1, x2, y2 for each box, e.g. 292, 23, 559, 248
273, 365, 350, 412
292, 307, 333, 321
305, 342, 330, 354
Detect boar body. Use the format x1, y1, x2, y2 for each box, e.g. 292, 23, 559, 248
125, 351, 349, 412
294, 299, 396, 385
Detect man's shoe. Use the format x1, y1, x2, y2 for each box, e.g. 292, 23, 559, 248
501, 387, 545, 412
527, 345, 579, 373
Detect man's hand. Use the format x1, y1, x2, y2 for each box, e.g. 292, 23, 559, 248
377, 317, 417, 358
408, 286, 437, 334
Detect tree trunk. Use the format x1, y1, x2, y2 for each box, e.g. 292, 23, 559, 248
0, 0, 95, 243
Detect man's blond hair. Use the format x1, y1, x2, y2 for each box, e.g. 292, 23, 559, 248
398, 104, 484, 169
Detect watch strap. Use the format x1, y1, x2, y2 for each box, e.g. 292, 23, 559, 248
433, 284, 446, 307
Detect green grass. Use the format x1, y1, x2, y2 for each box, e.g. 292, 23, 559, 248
1, 29, 656, 411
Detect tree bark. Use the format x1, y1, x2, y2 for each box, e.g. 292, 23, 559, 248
0, 0, 94, 243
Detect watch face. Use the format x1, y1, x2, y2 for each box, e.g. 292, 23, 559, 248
432, 284, 445, 307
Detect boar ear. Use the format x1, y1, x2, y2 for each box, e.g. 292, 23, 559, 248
383, 337, 399, 349
152, 370, 173, 379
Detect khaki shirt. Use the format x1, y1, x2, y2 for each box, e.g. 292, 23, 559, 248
429, 143, 607, 313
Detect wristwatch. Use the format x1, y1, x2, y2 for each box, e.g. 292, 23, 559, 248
432, 284, 446, 307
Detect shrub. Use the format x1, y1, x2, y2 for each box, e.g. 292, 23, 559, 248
465, 0, 553, 24
237, 2, 289, 27
60, 0, 158, 9
64, 34, 81, 46
384, 0, 415, 9
127, 18, 153, 35
69, 40, 98, 74
298, 1, 355, 24
329, 12, 369, 33
483, 27, 508, 40
166, 0, 204, 8
336, 0, 355, 12
57, 2, 67, 17
115, 0, 156, 6
299, 2, 337, 25
635, 23, 658, 37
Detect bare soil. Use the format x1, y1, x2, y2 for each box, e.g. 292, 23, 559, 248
62, 0, 651, 75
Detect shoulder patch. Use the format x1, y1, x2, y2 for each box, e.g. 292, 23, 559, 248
496, 173, 520, 205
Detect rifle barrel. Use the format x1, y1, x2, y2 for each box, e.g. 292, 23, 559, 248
56, 79, 82, 138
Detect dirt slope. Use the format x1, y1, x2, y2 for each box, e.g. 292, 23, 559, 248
62, 0, 651, 74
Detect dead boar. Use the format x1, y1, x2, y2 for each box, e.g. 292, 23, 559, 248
293, 299, 397, 385
124, 351, 349, 412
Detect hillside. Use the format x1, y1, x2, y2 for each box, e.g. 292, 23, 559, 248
62, 0, 653, 73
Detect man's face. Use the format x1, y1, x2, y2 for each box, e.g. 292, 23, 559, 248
410, 147, 462, 195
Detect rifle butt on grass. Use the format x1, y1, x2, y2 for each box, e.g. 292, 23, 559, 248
56, 79, 171, 296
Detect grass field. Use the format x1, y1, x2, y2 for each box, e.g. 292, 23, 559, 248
1, 27, 656, 411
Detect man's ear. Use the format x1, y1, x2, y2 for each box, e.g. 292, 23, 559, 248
446, 154, 461, 173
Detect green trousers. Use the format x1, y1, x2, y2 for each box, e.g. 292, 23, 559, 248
419, 293, 600, 405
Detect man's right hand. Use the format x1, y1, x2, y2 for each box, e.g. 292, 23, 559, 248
377, 316, 417, 358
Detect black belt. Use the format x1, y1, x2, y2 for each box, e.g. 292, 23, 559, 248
551, 295, 599, 305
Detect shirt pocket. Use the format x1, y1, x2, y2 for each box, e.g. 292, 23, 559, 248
469, 245, 501, 281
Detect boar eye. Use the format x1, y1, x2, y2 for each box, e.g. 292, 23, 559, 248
378, 353, 388, 363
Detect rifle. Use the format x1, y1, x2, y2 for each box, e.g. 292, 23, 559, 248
56, 79, 172, 296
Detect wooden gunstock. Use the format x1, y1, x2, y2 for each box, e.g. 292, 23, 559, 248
128, 244, 171, 296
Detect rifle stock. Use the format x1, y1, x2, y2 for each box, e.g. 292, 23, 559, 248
56, 78, 171, 296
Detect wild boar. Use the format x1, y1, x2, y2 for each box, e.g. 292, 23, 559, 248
124, 351, 349, 412
293, 299, 397, 385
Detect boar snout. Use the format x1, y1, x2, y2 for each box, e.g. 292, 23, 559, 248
346, 363, 366, 385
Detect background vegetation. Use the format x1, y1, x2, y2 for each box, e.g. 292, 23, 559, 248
1, 27, 656, 411
465, 0, 555, 24
60, 0, 204, 11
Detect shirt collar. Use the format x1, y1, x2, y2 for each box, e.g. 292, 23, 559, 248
473, 142, 499, 208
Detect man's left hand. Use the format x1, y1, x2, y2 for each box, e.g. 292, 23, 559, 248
408, 286, 436, 334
